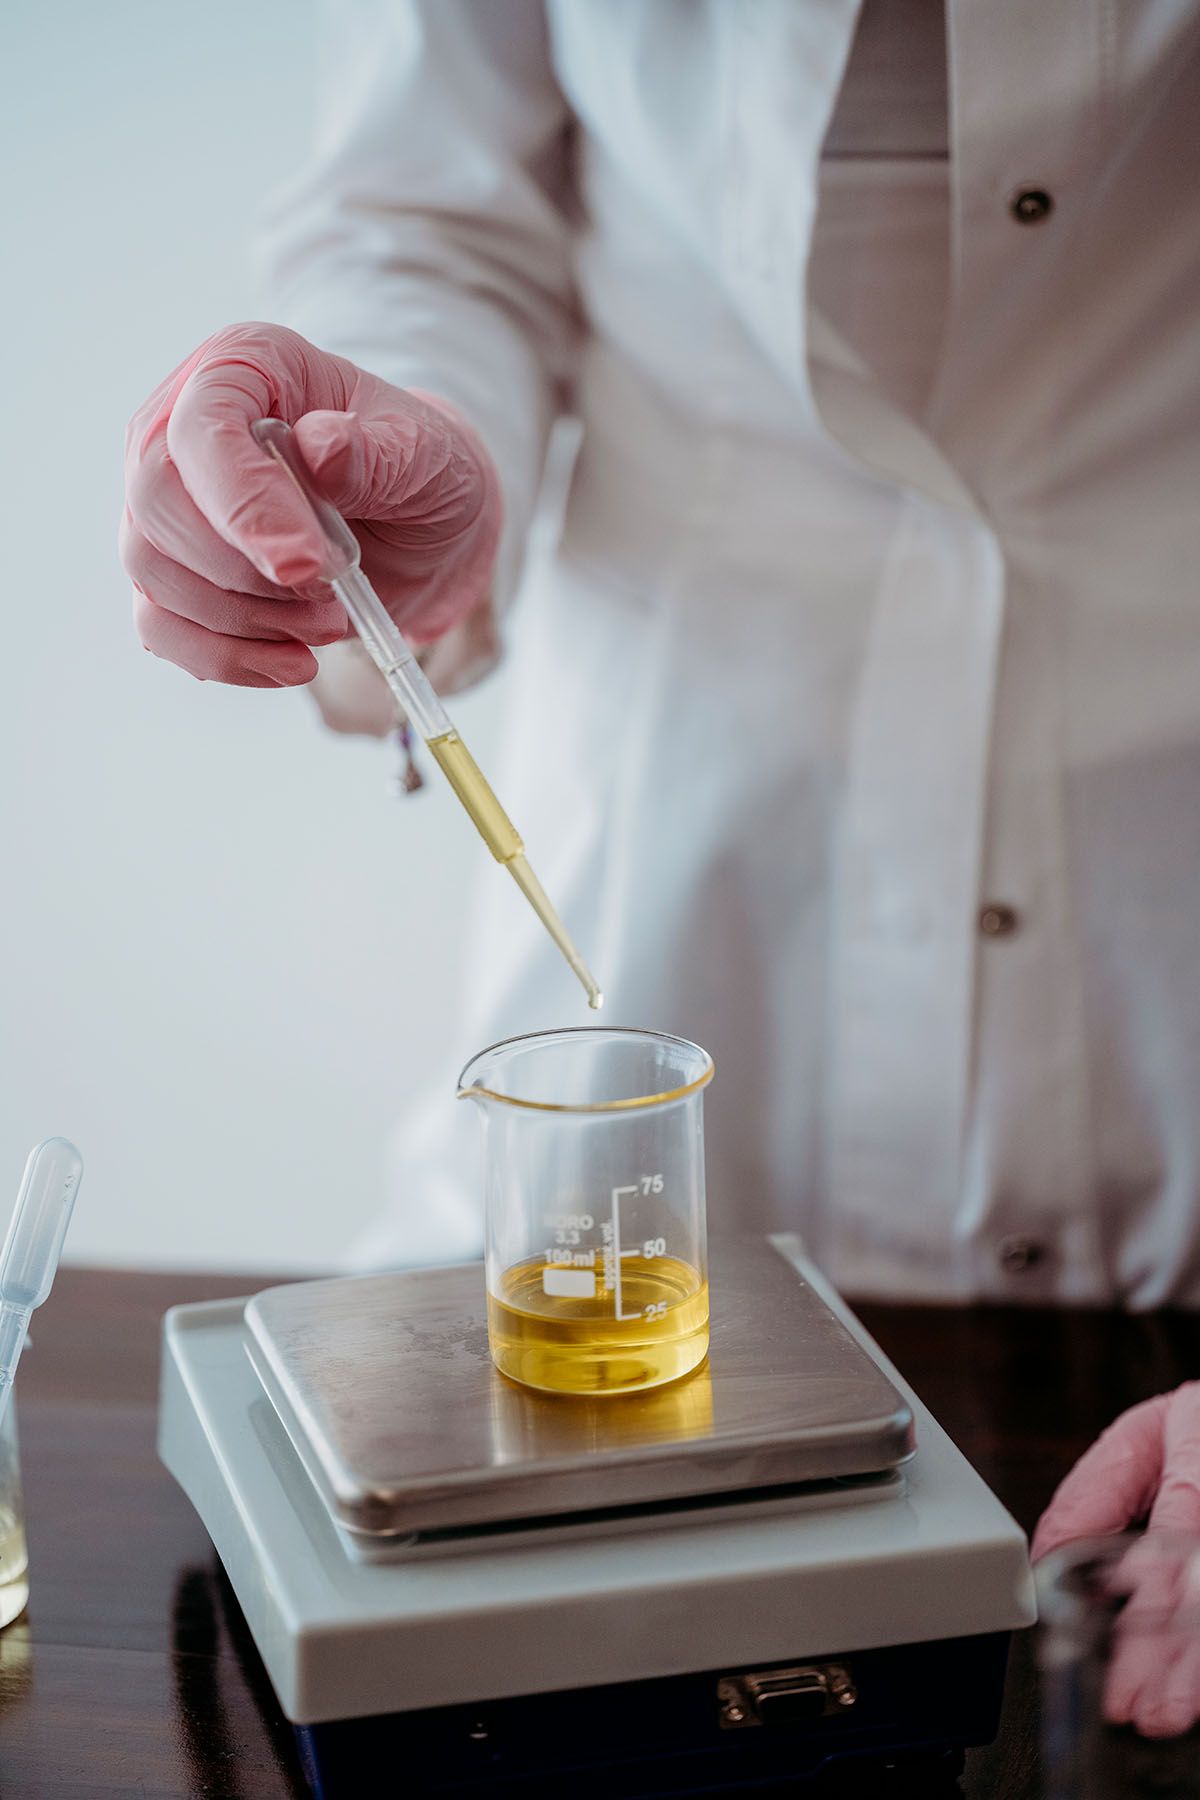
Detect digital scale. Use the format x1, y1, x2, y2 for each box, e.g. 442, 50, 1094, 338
158, 1236, 1035, 1796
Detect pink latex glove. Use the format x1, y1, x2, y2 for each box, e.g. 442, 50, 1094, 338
1032, 1383, 1200, 1737
120, 322, 502, 686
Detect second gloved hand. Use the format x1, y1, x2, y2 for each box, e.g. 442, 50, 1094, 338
1033, 1382, 1200, 1737
120, 322, 503, 686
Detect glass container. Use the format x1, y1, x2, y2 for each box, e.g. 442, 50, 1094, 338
1037, 1532, 1200, 1798
0, 1405, 28, 1630
459, 1027, 713, 1396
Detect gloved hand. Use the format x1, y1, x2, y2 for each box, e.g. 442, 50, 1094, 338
120, 322, 502, 687
1032, 1383, 1200, 1737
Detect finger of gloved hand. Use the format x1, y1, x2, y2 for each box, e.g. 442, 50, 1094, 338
133, 587, 319, 687
124, 337, 213, 462
1121, 1535, 1187, 1632
125, 424, 328, 602
1105, 1627, 1173, 1730
167, 360, 334, 588
1146, 1633, 1200, 1738
121, 521, 347, 646
1106, 1624, 1200, 1739
1149, 1384, 1200, 1536
1031, 1394, 1171, 1562
1113, 1534, 1200, 1738
1102, 1538, 1179, 1723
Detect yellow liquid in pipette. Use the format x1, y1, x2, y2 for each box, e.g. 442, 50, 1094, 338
487, 1254, 709, 1395
427, 729, 523, 861
427, 731, 603, 1009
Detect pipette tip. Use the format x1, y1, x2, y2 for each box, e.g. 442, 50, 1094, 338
587, 989, 604, 1011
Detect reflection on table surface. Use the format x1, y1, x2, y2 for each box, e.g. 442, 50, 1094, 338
2, 1267, 1199, 1796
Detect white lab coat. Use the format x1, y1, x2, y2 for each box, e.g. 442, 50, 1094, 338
263, 0, 1200, 1304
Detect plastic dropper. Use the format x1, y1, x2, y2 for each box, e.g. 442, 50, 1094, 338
0, 1139, 83, 1426
251, 418, 603, 1011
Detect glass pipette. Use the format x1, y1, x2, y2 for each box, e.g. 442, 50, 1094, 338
0, 1138, 83, 1426
251, 419, 602, 1010
251, 419, 600, 1015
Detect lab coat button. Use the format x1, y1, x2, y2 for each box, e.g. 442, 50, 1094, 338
1010, 188, 1054, 224
979, 902, 1020, 938
997, 1234, 1046, 1274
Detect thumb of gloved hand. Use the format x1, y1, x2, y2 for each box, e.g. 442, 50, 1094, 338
1033, 1384, 1200, 1741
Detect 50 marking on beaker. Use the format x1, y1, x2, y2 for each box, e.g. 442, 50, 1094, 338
495, 1173, 706, 1395
606, 1177, 666, 1320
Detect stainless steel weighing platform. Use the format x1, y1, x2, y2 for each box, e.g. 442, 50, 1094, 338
159, 1236, 1035, 1797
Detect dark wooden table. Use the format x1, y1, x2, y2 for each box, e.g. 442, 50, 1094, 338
0, 1268, 1195, 1798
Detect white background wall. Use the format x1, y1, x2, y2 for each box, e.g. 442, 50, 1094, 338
1, 0, 510, 1271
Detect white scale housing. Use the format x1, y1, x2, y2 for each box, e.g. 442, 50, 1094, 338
158, 1237, 1034, 1733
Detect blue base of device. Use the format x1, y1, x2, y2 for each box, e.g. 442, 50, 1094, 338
294, 1630, 1008, 1797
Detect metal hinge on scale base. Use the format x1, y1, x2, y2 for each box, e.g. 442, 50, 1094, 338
718, 1663, 859, 1729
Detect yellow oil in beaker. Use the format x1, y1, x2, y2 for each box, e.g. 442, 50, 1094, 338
487, 1253, 709, 1396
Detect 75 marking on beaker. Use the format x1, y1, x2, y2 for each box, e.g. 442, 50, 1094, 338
610, 1176, 666, 1321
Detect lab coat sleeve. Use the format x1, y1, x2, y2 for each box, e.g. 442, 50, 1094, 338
257, 0, 579, 658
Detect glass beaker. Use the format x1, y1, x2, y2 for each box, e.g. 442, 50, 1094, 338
1037, 1532, 1200, 1798
458, 1027, 713, 1397
0, 1404, 28, 1629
